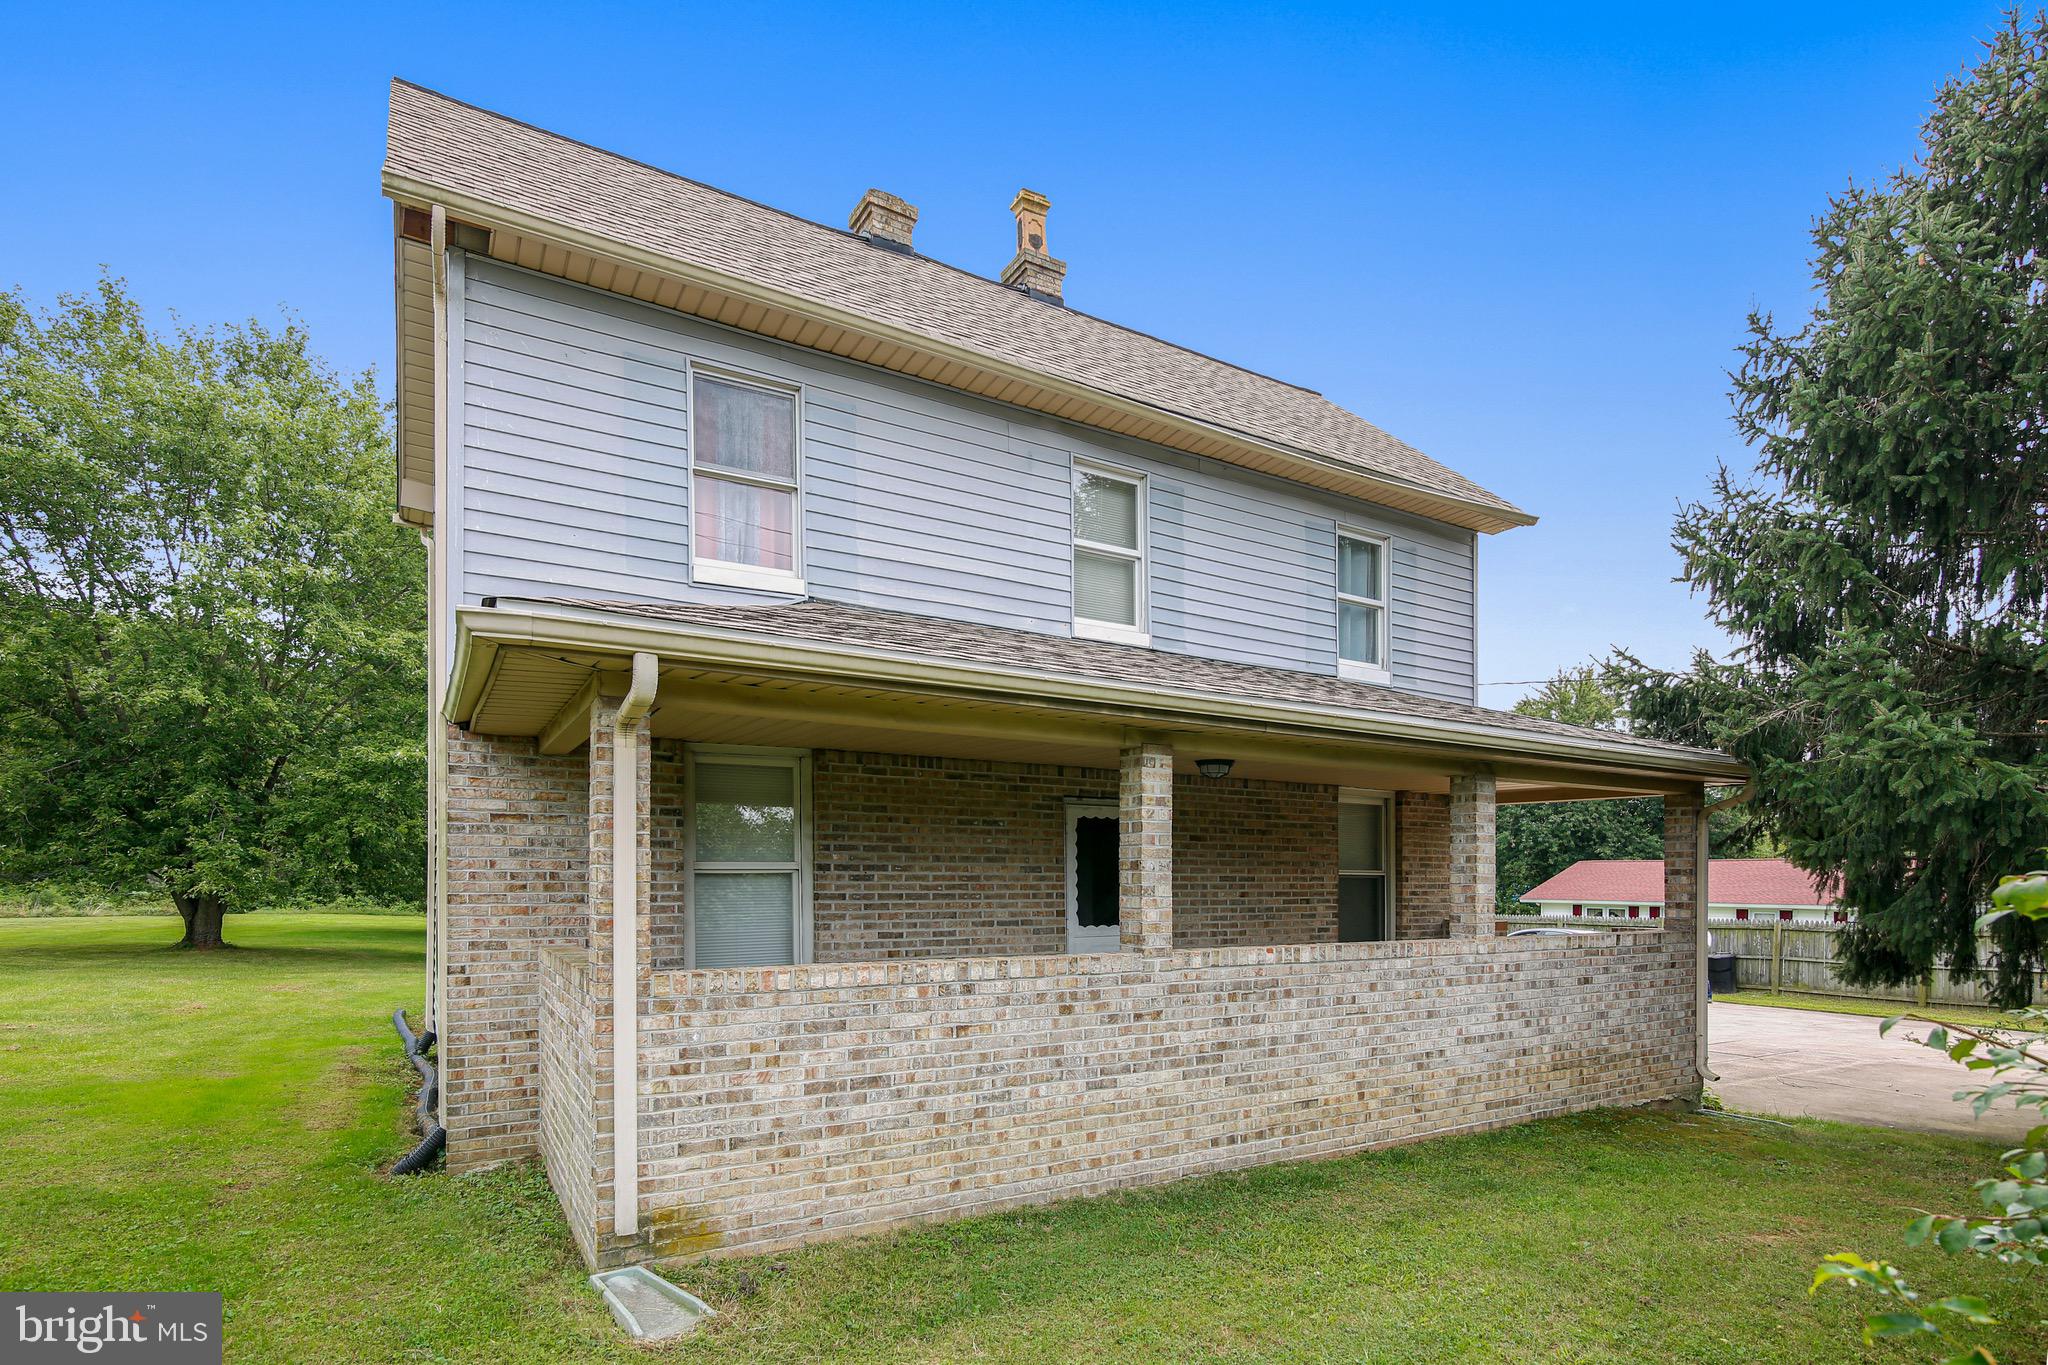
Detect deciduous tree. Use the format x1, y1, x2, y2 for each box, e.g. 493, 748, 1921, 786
0, 277, 425, 946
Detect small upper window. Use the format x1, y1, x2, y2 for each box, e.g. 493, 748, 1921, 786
1072, 462, 1147, 645
691, 371, 801, 592
1337, 529, 1390, 683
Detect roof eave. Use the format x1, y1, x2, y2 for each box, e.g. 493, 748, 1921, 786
448, 602, 1747, 784
383, 169, 1536, 537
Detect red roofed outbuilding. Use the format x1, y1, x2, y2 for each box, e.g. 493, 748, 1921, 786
1520, 858, 1846, 924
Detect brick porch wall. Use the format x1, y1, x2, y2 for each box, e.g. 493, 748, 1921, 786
536, 947, 597, 1267
446, 738, 1441, 1169
612, 931, 1698, 1261
806, 751, 1342, 959
441, 726, 589, 1173
808, 751, 1111, 962
1172, 774, 1338, 947
649, 745, 686, 968
1395, 793, 1451, 938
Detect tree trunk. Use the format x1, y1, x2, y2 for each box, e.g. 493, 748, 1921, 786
173, 892, 227, 949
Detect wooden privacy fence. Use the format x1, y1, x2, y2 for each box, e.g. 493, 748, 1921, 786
1707, 916, 2044, 1007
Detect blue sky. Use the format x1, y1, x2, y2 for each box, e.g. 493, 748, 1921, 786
0, 1, 1998, 700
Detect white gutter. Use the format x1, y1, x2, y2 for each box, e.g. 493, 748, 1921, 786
425, 205, 449, 1051
611, 651, 657, 1237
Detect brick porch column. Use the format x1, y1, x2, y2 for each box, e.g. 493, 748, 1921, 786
1119, 733, 1174, 953
1447, 768, 1497, 937
1664, 786, 1709, 1088
587, 671, 653, 1253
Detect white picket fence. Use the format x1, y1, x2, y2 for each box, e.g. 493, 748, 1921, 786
1706, 915, 2041, 1007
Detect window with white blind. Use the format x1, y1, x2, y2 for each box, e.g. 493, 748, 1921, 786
685, 749, 810, 969
690, 369, 803, 593
1338, 793, 1392, 942
1336, 529, 1391, 684
1072, 460, 1148, 645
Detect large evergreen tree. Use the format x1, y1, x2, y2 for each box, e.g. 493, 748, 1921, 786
1629, 14, 2048, 1005
0, 277, 426, 946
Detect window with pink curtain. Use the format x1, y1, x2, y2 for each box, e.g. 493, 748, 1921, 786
691, 373, 798, 575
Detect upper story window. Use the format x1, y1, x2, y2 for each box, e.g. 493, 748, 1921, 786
1336, 528, 1390, 684
690, 369, 802, 593
1072, 460, 1148, 646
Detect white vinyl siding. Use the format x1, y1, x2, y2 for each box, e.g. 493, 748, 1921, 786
686, 750, 810, 969
1072, 461, 1148, 645
454, 258, 1480, 701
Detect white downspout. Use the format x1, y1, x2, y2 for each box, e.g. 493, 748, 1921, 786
612, 651, 658, 1237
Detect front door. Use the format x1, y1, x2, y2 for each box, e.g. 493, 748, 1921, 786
1065, 801, 1122, 953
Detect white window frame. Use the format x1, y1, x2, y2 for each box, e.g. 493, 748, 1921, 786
1338, 788, 1395, 941
1336, 527, 1392, 685
681, 744, 812, 969
1071, 458, 1150, 646
687, 362, 806, 595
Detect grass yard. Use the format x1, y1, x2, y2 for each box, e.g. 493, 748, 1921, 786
1715, 989, 2036, 1031
4, 915, 2047, 1363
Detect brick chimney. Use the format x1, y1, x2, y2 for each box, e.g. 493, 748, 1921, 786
849, 189, 918, 251
1000, 188, 1066, 303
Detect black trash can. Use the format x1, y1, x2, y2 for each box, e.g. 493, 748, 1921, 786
1707, 953, 1738, 997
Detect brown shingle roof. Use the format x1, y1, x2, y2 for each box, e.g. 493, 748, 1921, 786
386, 80, 1527, 528
516, 596, 1737, 774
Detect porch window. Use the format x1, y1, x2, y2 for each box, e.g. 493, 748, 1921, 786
1336, 529, 1390, 684
686, 750, 810, 969
690, 369, 802, 593
1338, 792, 1392, 941
1072, 460, 1148, 645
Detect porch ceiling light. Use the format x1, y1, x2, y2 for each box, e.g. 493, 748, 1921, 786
1195, 757, 1235, 780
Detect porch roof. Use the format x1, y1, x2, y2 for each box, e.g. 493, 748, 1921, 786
448, 598, 1748, 796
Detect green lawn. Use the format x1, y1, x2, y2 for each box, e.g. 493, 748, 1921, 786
4, 914, 2047, 1362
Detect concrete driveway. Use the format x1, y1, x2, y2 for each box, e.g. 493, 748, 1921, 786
1710, 1002, 2038, 1142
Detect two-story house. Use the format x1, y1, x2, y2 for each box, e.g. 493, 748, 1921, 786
384, 79, 1747, 1266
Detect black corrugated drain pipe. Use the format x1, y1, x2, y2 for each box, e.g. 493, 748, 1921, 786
389, 1007, 446, 1175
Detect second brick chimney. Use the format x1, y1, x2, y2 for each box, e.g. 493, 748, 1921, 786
1000, 188, 1066, 303
849, 189, 918, 252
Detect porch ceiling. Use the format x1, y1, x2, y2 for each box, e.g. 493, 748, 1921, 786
451, 605, 1743, 802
